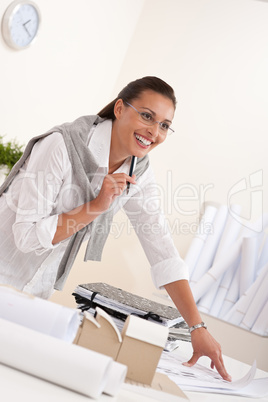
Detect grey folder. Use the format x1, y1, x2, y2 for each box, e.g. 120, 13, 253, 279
73, 282, 184, 328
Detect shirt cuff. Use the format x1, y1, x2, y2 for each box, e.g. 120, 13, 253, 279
150, 257, 189, 289
35, 214, 59, 253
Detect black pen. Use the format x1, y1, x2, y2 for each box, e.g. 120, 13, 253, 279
126, 156, 137, 195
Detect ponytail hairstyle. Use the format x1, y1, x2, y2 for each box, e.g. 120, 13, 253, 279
98, 76, 177, 120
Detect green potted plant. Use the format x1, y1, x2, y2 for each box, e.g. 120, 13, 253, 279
0, 136, 24, 184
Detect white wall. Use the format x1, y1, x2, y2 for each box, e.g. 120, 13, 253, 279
1, 0, 144, 142
1, 0, 267, 314
115, 0, 268, 253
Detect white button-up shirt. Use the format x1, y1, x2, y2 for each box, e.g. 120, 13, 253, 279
0, 119, 188, 298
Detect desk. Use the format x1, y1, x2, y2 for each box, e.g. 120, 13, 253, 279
1, 339, 267, 402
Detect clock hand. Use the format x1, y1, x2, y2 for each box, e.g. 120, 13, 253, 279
22, 20, 31, 37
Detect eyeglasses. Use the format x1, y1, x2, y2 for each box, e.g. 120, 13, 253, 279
125, 102, 174, 135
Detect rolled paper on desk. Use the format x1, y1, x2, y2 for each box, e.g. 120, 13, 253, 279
190, 205, 228, 285
191, 236, 242, 303
184, 205, 218, 278
0, 318, 122, 399
103, 361, 128, 396
0, 285, 80, 342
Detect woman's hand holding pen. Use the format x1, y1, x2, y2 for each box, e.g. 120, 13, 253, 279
93, 173, 136, 213
52, 173, 136, 244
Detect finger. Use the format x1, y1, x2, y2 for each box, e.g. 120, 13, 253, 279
113, 186, 125, 196
213, 357, 232, 382
110, 174, 136, 185
126, 175, 136, 184
182, 352, 201, 367
104, 177, 126, 190
117, 173, 136, 184
110, 172, 136, 181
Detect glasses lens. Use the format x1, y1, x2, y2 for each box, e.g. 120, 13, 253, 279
159, 123, 169, 133
129, 103, 174, 135
159, 122, 174, 135
139, 112, 154, 125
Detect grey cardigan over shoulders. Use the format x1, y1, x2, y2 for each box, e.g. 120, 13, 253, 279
0, 115, 149, 290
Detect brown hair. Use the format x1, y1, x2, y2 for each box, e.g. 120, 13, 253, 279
98, 76, 176, 120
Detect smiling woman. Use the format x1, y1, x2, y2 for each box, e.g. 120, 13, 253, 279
98, 76, 176, 165
110, 91, 174, 165
0, 76, 231, 382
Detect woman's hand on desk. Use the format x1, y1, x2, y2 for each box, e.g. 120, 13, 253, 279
183, 327, 232, 382
164, 280, 232, 382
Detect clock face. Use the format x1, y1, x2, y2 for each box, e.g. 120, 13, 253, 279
2, 2, 40, 50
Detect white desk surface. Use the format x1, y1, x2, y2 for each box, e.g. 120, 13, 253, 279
1, 339, 267, 402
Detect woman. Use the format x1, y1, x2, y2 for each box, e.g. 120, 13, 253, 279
0, 76, 231, 381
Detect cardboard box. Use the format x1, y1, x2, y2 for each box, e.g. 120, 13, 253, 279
76, 309, 122, 360
74, 307, 168, 385
117, 314, 169, 384
74, 308, 188, 398
125, 372, 188, 400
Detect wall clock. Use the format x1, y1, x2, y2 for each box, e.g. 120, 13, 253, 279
1, 1, 40, 50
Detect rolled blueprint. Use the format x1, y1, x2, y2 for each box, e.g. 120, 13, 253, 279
239, 235, 261, 297
184, 205, 218, 278
219, 214, 268, 320
198, 205, 242, 313
191, 236, 242, 303
219, 264, 241, 319
104, 361, 128, 396
251, 299, 268, 336
198, 276, 221, 314
0, 285, 80, 342
223, 263, 268, 325
257, 234, 268, 274
0, 318, 123, 399
209, 260, 239, 317
213, 204, 242, 261
240, 268, 268, 331
190, 205, 228, 285
219, 230, 264, 319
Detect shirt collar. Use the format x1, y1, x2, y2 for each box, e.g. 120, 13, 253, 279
88, 119, 112, 168
88, 119, 132, 174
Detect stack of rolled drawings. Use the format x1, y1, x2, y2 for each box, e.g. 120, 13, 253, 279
0, 286, 127, 399
185, 203, 268, 336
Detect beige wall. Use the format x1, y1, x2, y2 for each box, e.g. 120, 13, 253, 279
1, 0, 268, 361
115, 0, 268, 251
50, 0, 268, 308
1, 0, 144, 142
